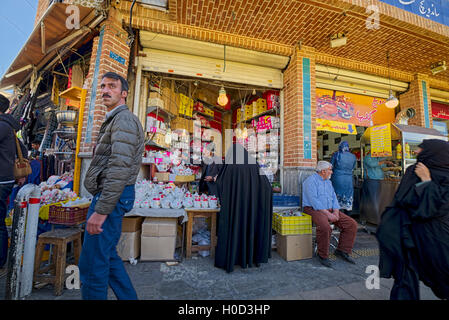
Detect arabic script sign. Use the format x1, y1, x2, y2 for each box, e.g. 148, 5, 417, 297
316, 118, 357, 135
316, 89, 395, 127
379, 0, 449, 26
432, 101, 449, 120
370, 124, 393, 157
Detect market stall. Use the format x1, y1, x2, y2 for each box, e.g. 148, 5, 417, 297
121, 72, 282, 261
359, 122, 448, 226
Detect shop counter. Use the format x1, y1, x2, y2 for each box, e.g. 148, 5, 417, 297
360, 179, 400, 225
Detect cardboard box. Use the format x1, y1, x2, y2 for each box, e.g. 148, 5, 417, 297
140, 235, 176, 261
122, 217, 144, 232
276, 234, 312, 261
175, 175, 195, 182
142, 217, 178, 237
117, 230, 141, 261
154, 172, 170, 182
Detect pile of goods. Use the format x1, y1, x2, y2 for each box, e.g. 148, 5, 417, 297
134, 179, 218, 210
39, 174, 77, 205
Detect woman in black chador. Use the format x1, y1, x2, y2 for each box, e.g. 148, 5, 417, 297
214, 143, 273, 273
377, 139, 449, 300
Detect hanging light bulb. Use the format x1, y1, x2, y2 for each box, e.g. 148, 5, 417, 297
217, 86, 229, 107
385, 51, 399, 109
385, 90, 399, 109
252, 89, 256, 95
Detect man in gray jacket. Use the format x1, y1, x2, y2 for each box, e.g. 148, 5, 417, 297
79, 72, 144, 300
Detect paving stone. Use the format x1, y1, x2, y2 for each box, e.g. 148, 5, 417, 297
338, 281, 391, 300
299, 286, 356, 300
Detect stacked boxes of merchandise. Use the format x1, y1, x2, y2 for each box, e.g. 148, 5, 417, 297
117, 217, 144, 261
141, 217, 178, 261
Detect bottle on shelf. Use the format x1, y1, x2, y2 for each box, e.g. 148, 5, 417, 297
395, 143, 402, 160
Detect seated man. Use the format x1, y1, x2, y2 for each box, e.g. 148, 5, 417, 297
302, 161, 358, 268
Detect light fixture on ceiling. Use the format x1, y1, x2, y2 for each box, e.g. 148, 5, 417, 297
430, 61, 447, 75
217, 86, 229, 106
385, 51, 399, 109
252, 89, 256, 95
330, 33, 347, 48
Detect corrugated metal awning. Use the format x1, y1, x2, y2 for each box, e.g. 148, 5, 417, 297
0, 3, 99, 89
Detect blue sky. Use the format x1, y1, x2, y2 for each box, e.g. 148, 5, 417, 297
0, 0, 37, 79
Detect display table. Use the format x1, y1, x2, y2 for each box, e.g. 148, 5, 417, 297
125, 207, 188, 223
184, 208, 220, 259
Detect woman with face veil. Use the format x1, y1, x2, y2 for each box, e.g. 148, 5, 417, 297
376, 139, 449, 300
214, 143, 273, 273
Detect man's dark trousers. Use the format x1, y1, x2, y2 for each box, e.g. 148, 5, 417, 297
79, 185, 138, 300
0, 182, 14, 268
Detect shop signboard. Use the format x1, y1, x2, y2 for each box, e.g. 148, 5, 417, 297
316, 88, 395, 127
379, 0, 449, 27
316, 118, 357, 135
432, 101, 449, 120
370, 123, 393, 157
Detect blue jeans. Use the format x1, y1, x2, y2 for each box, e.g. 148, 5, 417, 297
79, 185, 138, 300
0, 183, 14, 268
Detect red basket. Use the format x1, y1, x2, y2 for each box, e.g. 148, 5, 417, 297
48, 203, 90, 225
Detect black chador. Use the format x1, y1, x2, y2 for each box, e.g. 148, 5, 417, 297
214, 143, 273, 273
376, 139, 449, 300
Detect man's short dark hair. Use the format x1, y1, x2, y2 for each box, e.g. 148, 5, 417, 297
0, 94, 10, 113
102, 72, 129, 92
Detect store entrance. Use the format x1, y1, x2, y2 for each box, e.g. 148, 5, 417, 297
141, 71, 282, 193
317, 126, 365, 215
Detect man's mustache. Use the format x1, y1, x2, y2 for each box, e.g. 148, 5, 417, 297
102, 94, 111, 98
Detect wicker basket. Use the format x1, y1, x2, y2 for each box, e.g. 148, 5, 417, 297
48, 202, 90, 225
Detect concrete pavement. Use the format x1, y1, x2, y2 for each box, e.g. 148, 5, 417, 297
0, 229, 440, 300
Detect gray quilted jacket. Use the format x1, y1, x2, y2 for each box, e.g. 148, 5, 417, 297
84, 105, 144, 215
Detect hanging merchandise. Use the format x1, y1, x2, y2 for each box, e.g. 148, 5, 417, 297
51, 77, 60, 106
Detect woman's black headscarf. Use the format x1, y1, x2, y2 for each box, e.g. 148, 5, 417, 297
416, 139, 449, 185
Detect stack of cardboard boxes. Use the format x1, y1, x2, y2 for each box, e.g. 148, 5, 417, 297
117, 216, 179, 261
141, 217, 178, 261
117, 217, 144, 261
149, 80, 179, 116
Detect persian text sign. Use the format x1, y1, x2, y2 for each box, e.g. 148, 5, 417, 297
316, 118, 357, 135
432, 101, 449, 120
316, 89, 394, 127
379, 0, 449, 27
370, 124, 392, 157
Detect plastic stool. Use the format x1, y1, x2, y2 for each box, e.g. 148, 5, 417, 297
33, 228, 82, 296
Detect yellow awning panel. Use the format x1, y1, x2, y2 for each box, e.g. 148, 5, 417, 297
316, 118, 357, 135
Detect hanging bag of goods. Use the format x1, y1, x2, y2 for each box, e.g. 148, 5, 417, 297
13, 131, 32, 179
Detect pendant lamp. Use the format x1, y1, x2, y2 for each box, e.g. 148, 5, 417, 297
217, 86, 229, 107
385, 51, 399, 109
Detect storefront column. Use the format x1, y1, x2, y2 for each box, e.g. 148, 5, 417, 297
282, 45, 317, 196
399, 74, 433, 128
78, 7, 131, 197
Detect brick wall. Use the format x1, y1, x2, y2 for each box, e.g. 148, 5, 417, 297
283, 45, 318, 169
35, 0, 50, 25
80, 7, 131, 154
399, 74, 433, 128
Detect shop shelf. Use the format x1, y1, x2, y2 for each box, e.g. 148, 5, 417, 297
238, 108, 278, 124
145, 139, 169, 150
147, 106, 177, 120
193, 111, 214, 119
59, 86, 84, 102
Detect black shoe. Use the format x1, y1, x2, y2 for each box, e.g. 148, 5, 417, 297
317, 255, 333, 268
335, 249, 356, 264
